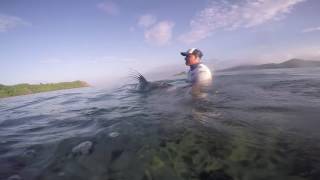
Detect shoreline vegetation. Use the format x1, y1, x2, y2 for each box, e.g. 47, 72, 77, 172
173, 71, 186, 76
0, 81, 89, 98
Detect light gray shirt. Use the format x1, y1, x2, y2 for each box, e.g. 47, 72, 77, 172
187, 63, 212, 85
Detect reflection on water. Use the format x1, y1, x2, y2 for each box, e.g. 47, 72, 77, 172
0, 68, 320, 180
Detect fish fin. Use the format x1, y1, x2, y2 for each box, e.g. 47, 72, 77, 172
129, 69, 149, 85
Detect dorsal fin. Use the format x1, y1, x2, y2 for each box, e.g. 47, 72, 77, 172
129, 70, 149, 86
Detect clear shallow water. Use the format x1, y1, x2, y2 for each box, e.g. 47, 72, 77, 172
1, 68, 320, 180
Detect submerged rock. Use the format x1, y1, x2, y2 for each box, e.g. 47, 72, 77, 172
199, 170, 233, 180
7, 175, 22, 180
109, 132, 120, 138
111, 149, 124, 162
22, 149, 36, 158
72, 141, 93, 156
57, 172, 65, 176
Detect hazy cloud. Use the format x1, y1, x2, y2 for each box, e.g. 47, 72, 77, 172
302, 26, 320, 33
0, 14, 30, 32
90, 56, 137, 64
144, 21, 175, 46
272, 46, 320, 60
247, 45, 320, 63
179, 0, 306, 44
129, 26, 136, 32
97, 1, 119, 15
138, 14, 157, 28
40, 58, 63, 64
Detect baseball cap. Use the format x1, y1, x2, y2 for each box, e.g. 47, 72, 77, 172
180, 48, 203, 58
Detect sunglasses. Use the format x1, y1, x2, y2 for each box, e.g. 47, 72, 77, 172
185, 55, 193, 60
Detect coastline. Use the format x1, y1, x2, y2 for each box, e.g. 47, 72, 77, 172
0, 81, 90, 99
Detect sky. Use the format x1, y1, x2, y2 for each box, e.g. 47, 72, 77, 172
1, 0, 320, 85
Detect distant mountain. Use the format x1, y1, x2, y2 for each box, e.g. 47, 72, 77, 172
0, 80, 89, 98
220, 59, 320, 72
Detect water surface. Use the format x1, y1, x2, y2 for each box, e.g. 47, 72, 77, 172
1, 68, 320, 180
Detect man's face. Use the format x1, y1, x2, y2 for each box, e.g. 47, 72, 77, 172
185, 54, 198, 66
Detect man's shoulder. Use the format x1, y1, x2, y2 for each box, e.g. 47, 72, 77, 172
198, 63, 211, 72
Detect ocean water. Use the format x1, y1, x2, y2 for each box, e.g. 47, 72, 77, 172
0, 68, 320, 180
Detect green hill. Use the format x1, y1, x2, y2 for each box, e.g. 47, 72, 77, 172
0, 81, 89, 98
220, 59, 320, 72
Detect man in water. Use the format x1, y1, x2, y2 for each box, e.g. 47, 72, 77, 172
180, 48, 212, 96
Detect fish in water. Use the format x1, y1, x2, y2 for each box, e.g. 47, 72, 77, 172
130, 71, 172, 92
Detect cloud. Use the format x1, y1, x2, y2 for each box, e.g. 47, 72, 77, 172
302, 26, 320, 33
136, 14, 175, 46
0, 14, 30, 32
179, 0, 306, 44
138, 14, 157, 28
144, 21, 175, 46
97, 1, 119, 15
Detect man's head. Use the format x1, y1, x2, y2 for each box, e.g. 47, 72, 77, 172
180, 48, 203, 66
